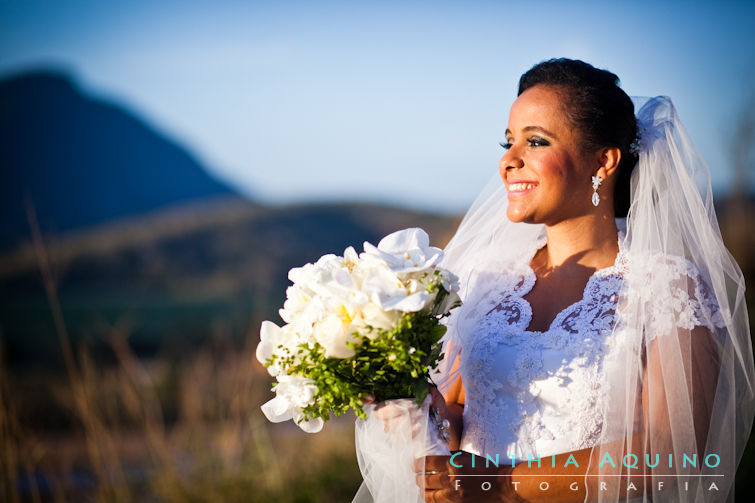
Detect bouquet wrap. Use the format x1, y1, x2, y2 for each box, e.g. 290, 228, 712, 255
354, 396, 451, 503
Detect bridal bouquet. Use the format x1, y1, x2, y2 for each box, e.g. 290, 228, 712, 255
255, 228, 461, 433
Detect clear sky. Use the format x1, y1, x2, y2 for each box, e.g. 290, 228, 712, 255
2, 0, 754, 213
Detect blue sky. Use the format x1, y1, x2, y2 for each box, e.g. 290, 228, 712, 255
2, 0, 754, 213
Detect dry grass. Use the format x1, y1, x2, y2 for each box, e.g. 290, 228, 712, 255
1, 332, 363, 502
0, 205, 362, 502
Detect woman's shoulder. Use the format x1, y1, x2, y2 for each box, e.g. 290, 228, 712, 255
624, 252, 708, 289
622, 252, 726, 334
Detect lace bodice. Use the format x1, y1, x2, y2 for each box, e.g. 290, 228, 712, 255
456, 231, 724, 462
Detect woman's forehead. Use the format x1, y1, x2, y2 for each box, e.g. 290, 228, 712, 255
507, 85, 573, 135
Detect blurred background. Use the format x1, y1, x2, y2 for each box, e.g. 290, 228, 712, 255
1, 0, 754, 501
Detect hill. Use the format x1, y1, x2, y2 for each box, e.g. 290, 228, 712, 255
0, 198, 459, 364
0, 70, 237, 251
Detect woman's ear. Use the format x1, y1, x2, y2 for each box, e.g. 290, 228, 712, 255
595, 146, 621, 181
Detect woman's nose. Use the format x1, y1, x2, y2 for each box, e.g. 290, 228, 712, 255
499, 148, 523, 179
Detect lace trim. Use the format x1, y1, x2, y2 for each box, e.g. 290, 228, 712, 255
623, 255, 727, 343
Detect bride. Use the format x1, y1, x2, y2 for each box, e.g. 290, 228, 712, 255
354, 59, 755, 502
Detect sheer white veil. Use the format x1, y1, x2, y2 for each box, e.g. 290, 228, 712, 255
434, 96, 755, 502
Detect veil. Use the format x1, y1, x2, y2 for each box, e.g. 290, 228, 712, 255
434, 96, 755, 502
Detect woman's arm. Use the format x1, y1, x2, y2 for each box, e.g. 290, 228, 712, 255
430, 351, 465, 451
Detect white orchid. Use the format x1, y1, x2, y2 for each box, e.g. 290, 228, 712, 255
255, 321, 302, 376
260, 374, 324, 433
438, 268, 461, 293
356, 301, 401, 334
432, 288, 462, 317
314, 311, 360, 358
361, 228, 443, 276
279, 283, 317, 327
343, 245, 359, 271
354, 256, 433, 312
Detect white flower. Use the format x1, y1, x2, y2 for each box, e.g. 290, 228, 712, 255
314, 312, 359, 358
355, 257, 433, 312
312, 264, 358, 301
439, 268, 461, 293
281, 254, 370, 343
284, 255, 356, 322
343, 301, 401, 339
362, 228, 443, 276
279, 283, 318, 327
432, 289, 462, 317
358, 301, 401, 333
343, 246, 359, 271
260, 374, 324, 433
256, 321, 300, 376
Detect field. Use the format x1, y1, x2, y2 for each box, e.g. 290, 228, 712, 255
2, 196, 754, 501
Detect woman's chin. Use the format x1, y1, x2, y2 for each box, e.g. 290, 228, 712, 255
506, 207, 533, 224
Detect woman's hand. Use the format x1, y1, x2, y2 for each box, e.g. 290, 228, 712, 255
428, 385, 447, 417
414, 452, 525, 503
360, 394, 426, 434
428, 385, 464, 451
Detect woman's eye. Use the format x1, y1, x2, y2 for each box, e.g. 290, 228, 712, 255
499, 141, 513, 150
528, 137, 550, 147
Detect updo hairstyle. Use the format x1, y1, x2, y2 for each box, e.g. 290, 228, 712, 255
518, 58, 638, 218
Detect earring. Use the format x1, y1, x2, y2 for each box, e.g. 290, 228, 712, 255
591, 175, 603, 207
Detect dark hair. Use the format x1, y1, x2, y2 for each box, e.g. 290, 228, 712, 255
518, 58, 637, 217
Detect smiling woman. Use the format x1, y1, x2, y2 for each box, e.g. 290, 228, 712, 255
352, 58, 755, 503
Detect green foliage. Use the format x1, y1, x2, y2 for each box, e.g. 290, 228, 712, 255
290, 310, 447, 422
260, 270, 462, 427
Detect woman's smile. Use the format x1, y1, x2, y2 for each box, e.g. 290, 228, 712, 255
506, 179, 538, 197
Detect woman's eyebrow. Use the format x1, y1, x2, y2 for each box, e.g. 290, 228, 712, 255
522, 125, 558, 138
505, 126, 558, 139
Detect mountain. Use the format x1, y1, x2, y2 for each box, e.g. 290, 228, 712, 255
0, 70, 238, 252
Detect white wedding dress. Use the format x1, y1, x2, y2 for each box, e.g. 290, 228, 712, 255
455, 228, 725, 463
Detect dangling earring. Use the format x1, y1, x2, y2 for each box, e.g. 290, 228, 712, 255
591, 175, 603, 207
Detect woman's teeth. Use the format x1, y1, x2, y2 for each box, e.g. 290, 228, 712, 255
509, 183, 536, 191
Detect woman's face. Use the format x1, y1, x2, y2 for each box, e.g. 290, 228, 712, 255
500, 84, 598, 225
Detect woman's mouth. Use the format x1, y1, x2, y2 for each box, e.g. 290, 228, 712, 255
507, 181, 538, 196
